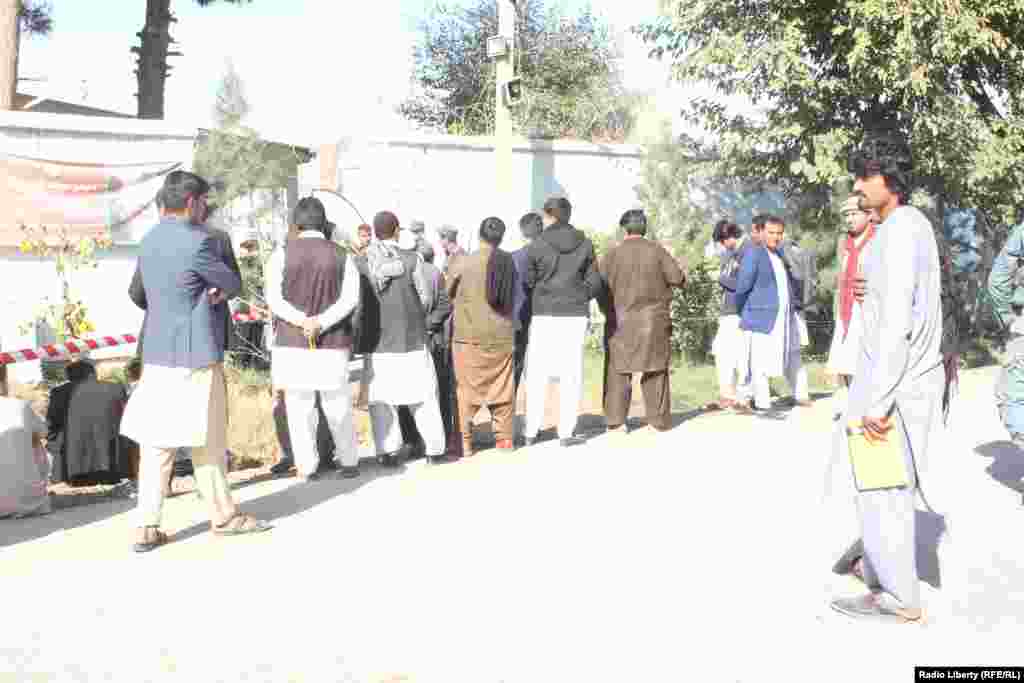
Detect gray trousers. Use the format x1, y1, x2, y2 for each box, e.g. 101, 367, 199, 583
847, 367, 943, 610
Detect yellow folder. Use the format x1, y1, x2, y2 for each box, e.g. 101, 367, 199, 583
846, 420, 909, 491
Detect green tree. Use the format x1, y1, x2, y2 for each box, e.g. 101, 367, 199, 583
403, 0, 638, 140
133, 0, 253, 120
636, 0, 1024, 232
192, 63, 303, 343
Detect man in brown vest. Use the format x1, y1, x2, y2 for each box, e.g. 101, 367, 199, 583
266, 197, 361, 483
599, 209, 686, 436
447, 217, 518, 457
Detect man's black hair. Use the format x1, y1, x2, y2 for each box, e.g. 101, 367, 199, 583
543, 196, 572, 224
847, 131, 914, 205
751, 213, 770, 231
373, 211, 400, 241
479, 217, 506, 246
619, 209, 648, 236
161, 171, 210, 211
713, 219, 741, 243
65, 360, 96, 383
519, 212, 543, 240
292, 196, 328, 233
764, 215, 786, 228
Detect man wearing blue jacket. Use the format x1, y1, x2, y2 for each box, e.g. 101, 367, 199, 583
715, 216, 768, 411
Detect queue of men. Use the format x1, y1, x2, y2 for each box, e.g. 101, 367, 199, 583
107, 131, 983, 629
117, 172, 692, 554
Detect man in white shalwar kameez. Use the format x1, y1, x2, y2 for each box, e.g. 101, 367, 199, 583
266, 198, 362, 483
364, 211, 446, 466
712, 219, 757, 410
734, 216, 806, 411
828, 136, 946, 624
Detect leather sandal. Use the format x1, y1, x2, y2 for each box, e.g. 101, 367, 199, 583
133, 526, 169, 553
213, 513, 272, 536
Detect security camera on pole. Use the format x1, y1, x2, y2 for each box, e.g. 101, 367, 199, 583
490, 0, 521, 247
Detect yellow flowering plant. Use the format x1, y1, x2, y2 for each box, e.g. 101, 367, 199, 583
17, 224, 112, 344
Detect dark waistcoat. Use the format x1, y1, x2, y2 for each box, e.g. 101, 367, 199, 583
373, 249, 426, 354
275, 237, 352, 350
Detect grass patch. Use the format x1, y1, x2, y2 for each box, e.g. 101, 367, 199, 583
580, 350, 835, 414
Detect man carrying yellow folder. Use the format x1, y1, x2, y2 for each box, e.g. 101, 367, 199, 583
828, 132, 947, 625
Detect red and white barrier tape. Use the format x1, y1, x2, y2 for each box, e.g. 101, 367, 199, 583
0, 334, 138, 366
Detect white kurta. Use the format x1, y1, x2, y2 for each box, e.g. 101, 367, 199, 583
742, 250, 799, 380
121, 363, 219, 449
826, 301, 865, 376
366, 347, 439, 406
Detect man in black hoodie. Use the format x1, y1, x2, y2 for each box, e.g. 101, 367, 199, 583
523, 197, 603, 447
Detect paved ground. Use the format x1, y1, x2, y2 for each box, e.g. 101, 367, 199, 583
2, 367, 1023, 682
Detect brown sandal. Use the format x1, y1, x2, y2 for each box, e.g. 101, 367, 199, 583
213, 513, 272, 536
133, 526, 169, 553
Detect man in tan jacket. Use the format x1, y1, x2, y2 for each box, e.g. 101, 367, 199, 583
446, 217, 518, 457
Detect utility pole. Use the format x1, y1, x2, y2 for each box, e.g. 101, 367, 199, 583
495, 0, 516, 244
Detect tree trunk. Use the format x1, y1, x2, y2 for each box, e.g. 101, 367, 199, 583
0, 0, 19, 111
134, 0, 177, 119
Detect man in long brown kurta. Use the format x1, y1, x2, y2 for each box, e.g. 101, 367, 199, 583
600, 210, 686, 433
447, 217, 517, 457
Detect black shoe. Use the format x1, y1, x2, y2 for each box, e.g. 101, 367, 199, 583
270, 458, 295, 476
376, 447, 408, 468
339, 466, 360, 479
560, 436, 585, 448
426, 455, 447, 466
317, 459, 340, 472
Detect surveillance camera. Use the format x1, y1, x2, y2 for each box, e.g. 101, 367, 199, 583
503, 78, 523, 106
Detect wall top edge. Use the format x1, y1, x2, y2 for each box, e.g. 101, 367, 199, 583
323, 134, 645, 157
0, 111, 199, 139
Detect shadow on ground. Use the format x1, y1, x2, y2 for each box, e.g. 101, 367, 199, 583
831, 509, 947, 591
162, 456, 406, 545
975, 440, 1024, 493
1, 497, 134, 549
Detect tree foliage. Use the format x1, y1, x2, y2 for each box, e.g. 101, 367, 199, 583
193, 63, 297, 211
403, 0, 636, 140
135, 0, 253, 119
18, 1, 52, 34
636, 0, 1024, 232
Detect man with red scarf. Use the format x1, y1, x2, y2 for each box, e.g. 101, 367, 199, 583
826, 195, 879, 417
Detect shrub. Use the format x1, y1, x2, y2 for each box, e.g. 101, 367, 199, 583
671, 258, 721, 364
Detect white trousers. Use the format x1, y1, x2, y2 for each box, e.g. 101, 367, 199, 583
136, 364, 236, 527
751, 346, 809, 410
285, 386, 359, 477
369, 397, 446, 457
524, 316, 588, 439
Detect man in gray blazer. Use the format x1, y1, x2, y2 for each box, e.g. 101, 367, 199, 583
120, 171, 270, 552
129, 197, 241, 493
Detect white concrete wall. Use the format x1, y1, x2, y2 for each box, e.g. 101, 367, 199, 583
1, 246, 142, 383
0, 113, 196, 382
301, 135, 645, 251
